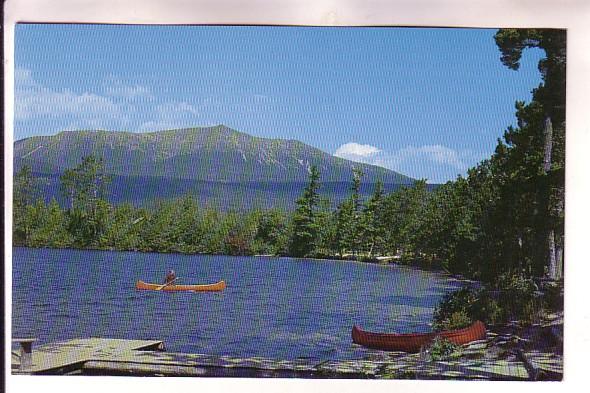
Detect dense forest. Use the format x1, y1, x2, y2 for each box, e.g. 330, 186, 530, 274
13, 29, 565, 293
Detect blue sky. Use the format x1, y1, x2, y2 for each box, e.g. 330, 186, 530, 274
14, 24, 544, 183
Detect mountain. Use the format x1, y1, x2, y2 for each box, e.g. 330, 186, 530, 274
14, 125, 416, 209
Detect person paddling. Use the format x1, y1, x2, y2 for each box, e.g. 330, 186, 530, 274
164, 269, 177, 284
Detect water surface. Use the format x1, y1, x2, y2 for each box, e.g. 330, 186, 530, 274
12, 247, 463, 360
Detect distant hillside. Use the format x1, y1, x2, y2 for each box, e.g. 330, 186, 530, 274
14, 125, 417, 209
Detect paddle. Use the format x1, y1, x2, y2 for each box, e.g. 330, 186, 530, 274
155, 277, 179, 291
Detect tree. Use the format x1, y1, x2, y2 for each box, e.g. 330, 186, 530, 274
360, 180, 386, 257
28, 199, 73, 248
60, 155, 112, 247
225, 210, 260, 256
99, 203, 145, 251
333, 198, 354, 257
289, 165, 321, 257
495, 29, 565, 280
349, 168, 364, 255
381, 180, 428, 259
173, 195, 201, 253
140, 199, 179, 253
13, 165, 38, 245
254, 209, 290, 255
330, 168, 366, 257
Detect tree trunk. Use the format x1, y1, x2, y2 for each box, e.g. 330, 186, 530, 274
543, 116, 561, 280
547, 230, 557, 279
543, 117, 553, 173
556, 238, 564, 280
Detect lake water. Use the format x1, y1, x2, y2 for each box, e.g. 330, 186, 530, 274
12, 247, 464, 361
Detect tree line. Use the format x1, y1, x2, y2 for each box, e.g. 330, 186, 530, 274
12, 28, 564, 285
11, 157, 428, 262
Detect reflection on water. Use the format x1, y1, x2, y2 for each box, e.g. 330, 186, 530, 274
12, 247, 464, 360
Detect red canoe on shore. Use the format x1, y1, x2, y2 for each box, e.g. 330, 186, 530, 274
352, 321, 486, 353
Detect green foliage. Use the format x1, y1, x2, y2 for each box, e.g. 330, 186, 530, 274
289, 165, 321, 257
28, 199, 73, 248
434, 273, 543, 330
445, 311, 472, 331
13, 165, 39, 245
542, 283, 563, 312
382, 180, 429, 259
432, 288, 477, 331
60, 155, 110, 211
58, 155, 112, 248
492, 273, 543, 324
426, 337, 463, 361
99, 203, 145, 251
493, 29, 565, 280
359, 181, 386, 257
11, 28, 565, 316
252, 209, 290, 255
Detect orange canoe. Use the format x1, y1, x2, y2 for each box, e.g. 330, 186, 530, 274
352, 321, 486, 353
136, 280, 226, 292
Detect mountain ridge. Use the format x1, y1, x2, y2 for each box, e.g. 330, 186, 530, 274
14, 124, 413, 183
14, 125, 416, 209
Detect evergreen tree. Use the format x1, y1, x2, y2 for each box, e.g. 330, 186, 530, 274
140, 199, 179, 253
493, 29, 565, 279
333, 198, 354, 257
361, 180, 386, 257
289, 165, 321, 257
28, 199, 73, 248
60, 155, 111, 247
99, 203, 145, 251
381, 180, 428, 259
174, 195, 201, 253
13, 165, 38, 245
254, 209, 290, 255
313, 197, 336, 257
349, 168, 364, 255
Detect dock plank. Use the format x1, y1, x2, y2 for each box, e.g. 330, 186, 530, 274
84, 350, 325, 378
29, 338, 163, 373
14, 336, 553, 379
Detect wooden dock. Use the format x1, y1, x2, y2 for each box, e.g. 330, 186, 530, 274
11, 335, 561, 379
11, 338, 384, 378
12, 338, 164, 375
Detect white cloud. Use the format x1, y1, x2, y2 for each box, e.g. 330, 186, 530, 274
103, 75, 153, 99
14, 68, 36, 88
334, 142, 468, 183
388, 145, 467, 171
157, 101, 200, 116
138, 101, 205, 131
14, 68, 205, 134
334, 142, 381, 161
15, 67, 121, 123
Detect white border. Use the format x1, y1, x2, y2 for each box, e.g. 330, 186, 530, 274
4, 1, 590, 393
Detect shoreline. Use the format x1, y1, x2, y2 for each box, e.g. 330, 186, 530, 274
12, 244, 479, 287
12, 246, 562, 380
12, 313, 562, 380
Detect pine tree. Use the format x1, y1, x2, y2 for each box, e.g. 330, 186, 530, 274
13, 165, 38, 245
29, 199, 73, 248
494, 29, 565, 279
289, 166, 321, 257
361, 180, 385, 257
60, 155, 112, 247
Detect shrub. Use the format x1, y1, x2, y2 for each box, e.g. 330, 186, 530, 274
432, 287, 477, 331
473, 294, 504, 325
433, 274, 544, 330
542, 283, 563, 312
425, 337, 463, 361
493, 273, 542, 325
446, 310, 473, 330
